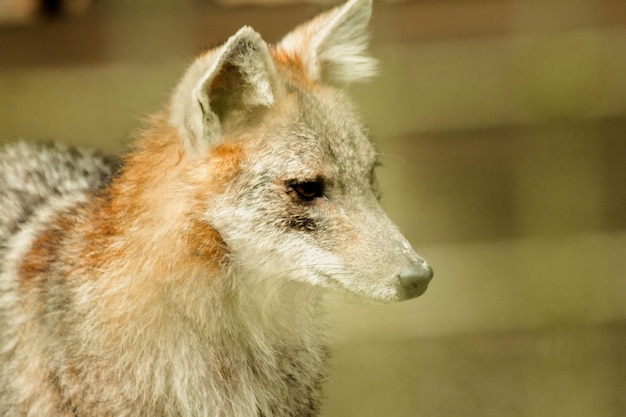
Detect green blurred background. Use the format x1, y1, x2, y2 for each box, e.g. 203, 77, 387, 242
1, 0, 624, 416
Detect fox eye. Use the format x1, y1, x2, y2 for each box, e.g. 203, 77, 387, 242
287, 179, 325, 202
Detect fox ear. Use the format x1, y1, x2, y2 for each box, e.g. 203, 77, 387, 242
278, 0, 377, 85
170, 27, 278, 155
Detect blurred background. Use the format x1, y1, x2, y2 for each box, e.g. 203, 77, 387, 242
1, 0, 624, 416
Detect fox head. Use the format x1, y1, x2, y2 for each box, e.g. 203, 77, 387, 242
165, 0, 432, 302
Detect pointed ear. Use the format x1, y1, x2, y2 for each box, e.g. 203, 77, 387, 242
170, 27, 278, 155
278, 0, 377, 85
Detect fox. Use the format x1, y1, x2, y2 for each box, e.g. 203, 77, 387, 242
0, 0, 433, 416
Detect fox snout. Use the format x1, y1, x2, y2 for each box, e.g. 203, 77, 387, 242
374, 233, 434, 302
393, 232, 434, 300
351, 198, 434, 302
397, 262, 434, 300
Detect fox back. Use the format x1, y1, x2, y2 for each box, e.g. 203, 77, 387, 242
0, 0, 433, 416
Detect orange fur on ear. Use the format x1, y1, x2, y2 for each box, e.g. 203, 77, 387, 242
277, 0, 377, 85
169, 27, 279, 155
269, 46, 310, 86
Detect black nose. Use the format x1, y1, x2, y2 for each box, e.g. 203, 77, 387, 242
397, 263, 433, 300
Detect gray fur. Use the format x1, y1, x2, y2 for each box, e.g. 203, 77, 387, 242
0, 1, 431, 416
0, 141, 116, 241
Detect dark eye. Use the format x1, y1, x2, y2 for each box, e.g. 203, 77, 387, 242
288, 179, 325, 202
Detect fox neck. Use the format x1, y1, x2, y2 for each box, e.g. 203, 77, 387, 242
78, 115, 328, 378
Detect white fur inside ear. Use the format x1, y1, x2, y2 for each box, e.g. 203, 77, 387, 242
279, 0, 377, 84
170, 27, 277, 155
315, 0, 377, 83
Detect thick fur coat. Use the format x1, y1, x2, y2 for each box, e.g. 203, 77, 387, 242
0, 0, 433, 416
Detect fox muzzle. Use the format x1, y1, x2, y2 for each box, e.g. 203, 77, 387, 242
397, 262, 434, 300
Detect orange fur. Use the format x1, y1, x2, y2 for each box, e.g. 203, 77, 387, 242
270, 46, 311, 87
0, 2, 431, 415
78, 118, 244, 287
185, 143, 244, 268
19, 211, 75, 288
